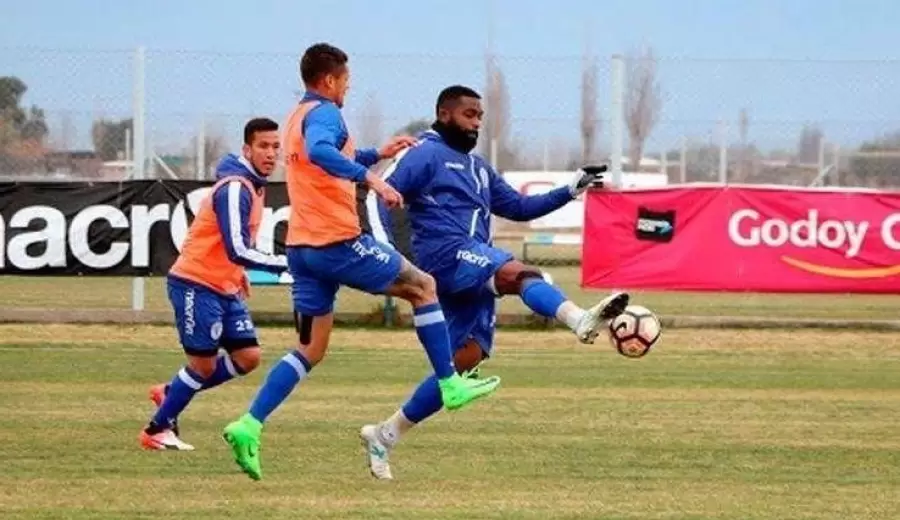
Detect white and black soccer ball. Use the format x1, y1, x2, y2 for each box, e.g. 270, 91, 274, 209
607, 305, 661, 358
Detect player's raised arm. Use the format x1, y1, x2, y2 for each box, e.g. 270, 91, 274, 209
212, 181, 287, 273
487, 166, 572, 222
303, 103, 369, 182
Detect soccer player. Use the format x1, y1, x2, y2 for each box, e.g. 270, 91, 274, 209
222, 44, 501, 480
358, 85, 629, 479
139, 117, 288, 451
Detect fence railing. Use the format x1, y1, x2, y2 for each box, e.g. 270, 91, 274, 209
3, 47, 900, 318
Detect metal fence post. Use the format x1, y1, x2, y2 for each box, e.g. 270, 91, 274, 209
131, 45, 147, 312
196, 116, 206, 180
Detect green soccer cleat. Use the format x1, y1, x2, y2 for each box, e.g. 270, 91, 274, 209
222, 414, 264, 481
438, 372, 501, 411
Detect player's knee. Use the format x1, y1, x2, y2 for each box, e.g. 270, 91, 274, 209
516, 267, 547, 286
397, 271, 438, 306
231, 346, 261, 373
298, 341, 331, 366
494, 261, 545, 295
417, 272, 437, 300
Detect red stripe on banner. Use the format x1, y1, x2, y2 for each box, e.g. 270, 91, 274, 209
581, 185, 900, 294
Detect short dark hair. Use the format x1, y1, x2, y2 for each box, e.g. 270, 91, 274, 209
436, 85, 481, 116
244, 117, 278, 145
300, 43, 349, 86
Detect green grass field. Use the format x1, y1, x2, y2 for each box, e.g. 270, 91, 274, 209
2, 324, 899, 519
2, 270, 899, 321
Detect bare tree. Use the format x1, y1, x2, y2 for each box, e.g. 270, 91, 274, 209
358, 91, 384, 148
204, 133, 227, 173
796, 124, 823, 164
625, 47, 662, 171
483, 53, 515, 169
580, 54, 599, 165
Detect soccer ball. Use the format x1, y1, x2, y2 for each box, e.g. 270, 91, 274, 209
607, 305, 661, 358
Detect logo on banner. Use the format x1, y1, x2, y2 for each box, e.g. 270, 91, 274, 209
728, 208, 900, 278
635, 207, 675, 243
0, 185, 289, 272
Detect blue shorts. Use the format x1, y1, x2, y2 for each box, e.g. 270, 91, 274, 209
442, 291, 497, 357
288, 233, 403, 316
167, 276, 258, 357
433, 242, 515, 297
428, 242, 513, 358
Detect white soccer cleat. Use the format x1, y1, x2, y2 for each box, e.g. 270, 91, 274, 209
139, 429, 195, 451
575, 291, 630, 344
360, 424, 393, 480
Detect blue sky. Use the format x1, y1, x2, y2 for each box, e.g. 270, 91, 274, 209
3, 0, 900, 158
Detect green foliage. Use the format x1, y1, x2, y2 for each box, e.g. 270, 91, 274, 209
0, 76, 49, 173
0, 76, 48, 148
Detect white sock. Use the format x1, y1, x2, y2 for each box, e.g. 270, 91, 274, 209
378, 409, 415, 447
556, 301, 586, 331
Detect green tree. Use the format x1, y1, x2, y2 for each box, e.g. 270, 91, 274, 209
0, 76, 48, 145
0, 76, 49, 173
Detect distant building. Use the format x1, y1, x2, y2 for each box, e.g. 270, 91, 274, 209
44, 150, 103, 179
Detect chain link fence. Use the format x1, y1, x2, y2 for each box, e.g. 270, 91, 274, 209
637, 56, 900, 188
1, 47, 899, 321
4, 47, 899, 185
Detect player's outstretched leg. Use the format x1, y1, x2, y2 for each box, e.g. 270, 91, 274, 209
140, 365, 202, 451
360, 341, 484, 480
388, 259, 501, 410
146, 350, 256, 440
144, 280, 264, 451
360, 373, 441, 480
494, 261, 629, 344
222, 350, 311, 481
142, 349, 260, 450
222, 310, 330, 481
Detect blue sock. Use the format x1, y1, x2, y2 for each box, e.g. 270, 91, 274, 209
248, 350, 311, 423
149, 366, 205, 432
520, 278, 568, 319
201, 354, 246, 391
413, 303, 455, 379
401, 374, 443, 423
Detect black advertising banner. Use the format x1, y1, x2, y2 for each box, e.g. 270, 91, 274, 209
0, 181, 411, 276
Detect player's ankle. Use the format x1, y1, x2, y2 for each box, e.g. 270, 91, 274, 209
379, 409, 415, 446
240, 413, 264, 431
556, 301, 586, 331
144, 421, 166, 435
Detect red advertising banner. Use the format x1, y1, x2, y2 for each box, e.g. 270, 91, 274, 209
581, 185, 900, 293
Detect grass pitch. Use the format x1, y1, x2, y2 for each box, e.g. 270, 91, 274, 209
1, 325, 899, 519
2, 270, 899, 321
